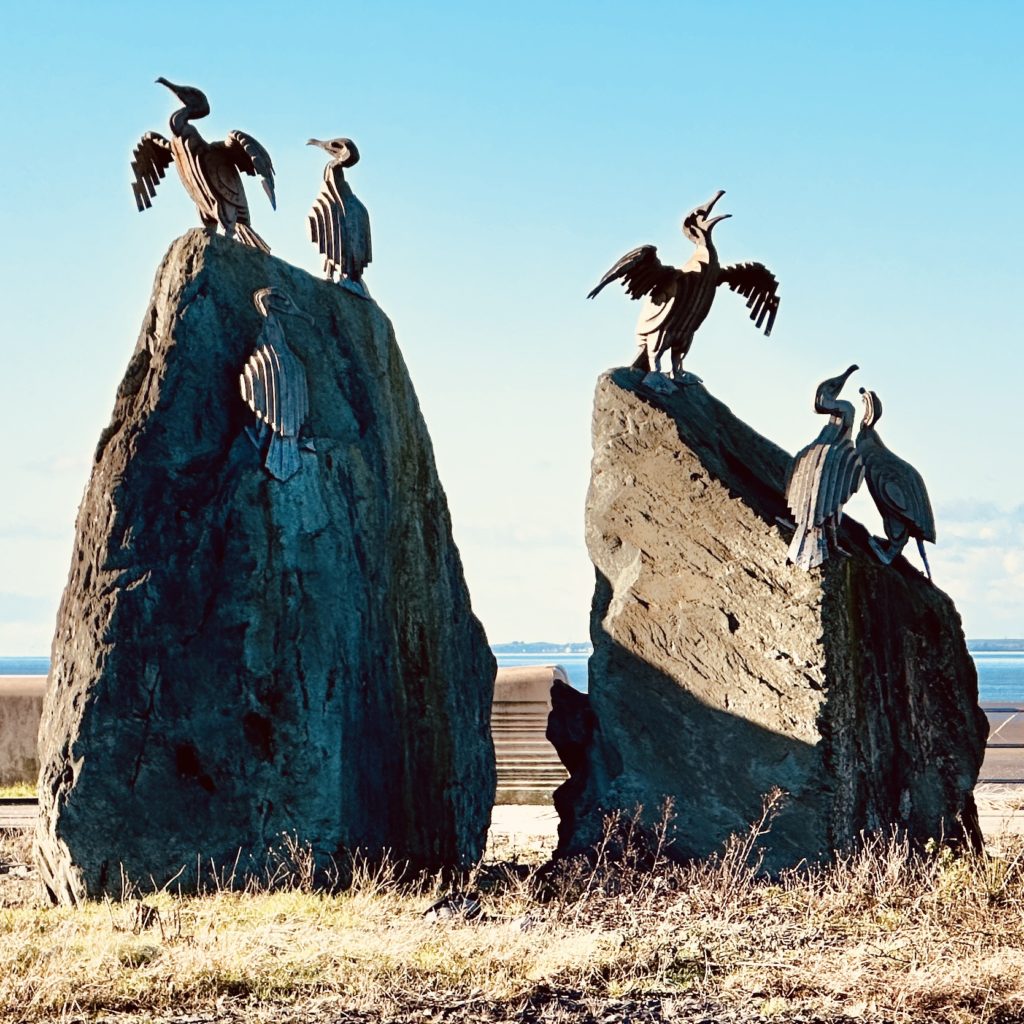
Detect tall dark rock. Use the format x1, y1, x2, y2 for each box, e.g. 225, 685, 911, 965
36, 231, 496, 903
551, 368, 986, 872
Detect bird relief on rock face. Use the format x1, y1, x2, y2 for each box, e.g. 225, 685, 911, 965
587, 190, 780, 393
856, 388, 936, 579
307, 137, 372, 299
130, 78, 276, 253
239, 288, 316, 482
784, 365, 865, 571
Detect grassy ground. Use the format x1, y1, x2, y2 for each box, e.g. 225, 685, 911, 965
3, 803, 1024, 1023
0, 781, 35, 799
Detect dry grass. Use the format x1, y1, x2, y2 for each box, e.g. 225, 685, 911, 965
3, 802, 1024, 1023
0, 781, 35, 799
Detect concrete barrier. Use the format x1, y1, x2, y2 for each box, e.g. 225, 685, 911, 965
0, 676, 46, 788
491, 666, 569, 805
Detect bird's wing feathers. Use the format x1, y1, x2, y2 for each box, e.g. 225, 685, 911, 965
868, 455, 937, 542
718, 261, 780, 336
226, 131, 276, 207
130, 132, 173, 212
240, 343, 308, 439
880, 477, 909, 514
201, 145, 247, 209
240, 345, 281, 433
307, 175, 345, 277
588, 245, 676, 301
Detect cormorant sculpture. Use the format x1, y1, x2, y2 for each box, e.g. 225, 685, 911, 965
239, 288, 313, 481
856, 388, 936, 578
785, 365, 864, 570
587, 190, 780, 390
307, 137, 372, 295
131, 79, 276, 253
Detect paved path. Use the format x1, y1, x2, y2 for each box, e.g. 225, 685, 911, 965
0, 801, 36, 830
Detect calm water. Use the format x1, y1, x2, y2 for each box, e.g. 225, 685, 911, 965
495, 651, 1024, 704
3, 653, 1022, 703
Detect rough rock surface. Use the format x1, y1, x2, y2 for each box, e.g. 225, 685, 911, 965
551, 367, 986, 871
36, 231, 495, 903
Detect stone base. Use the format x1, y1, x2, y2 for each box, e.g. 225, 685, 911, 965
551, 369, 987, 872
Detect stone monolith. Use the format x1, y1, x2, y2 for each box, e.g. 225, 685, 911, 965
551, 368, 987, 872
36, 231, 496, 903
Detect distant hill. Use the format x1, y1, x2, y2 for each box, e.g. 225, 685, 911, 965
968, 639, 1024, 652
491, 642, 592, 654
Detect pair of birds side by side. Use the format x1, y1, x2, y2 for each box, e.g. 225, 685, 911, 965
131, 79, 370, 292
785, 365, 936, 577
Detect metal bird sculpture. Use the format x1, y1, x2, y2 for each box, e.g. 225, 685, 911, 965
239, 288, 313, 481
856, 388, 936, 579
131, 79, 276, 252
785, 365, 865, 570
587, 190, 780, 390
307, 137, 372, 295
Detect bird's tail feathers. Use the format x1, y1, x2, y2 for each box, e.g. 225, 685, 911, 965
631, 349, 651, 372
917, 537, 933, 581
265, 434, 301, 482
236, 223, 271, 255
788, 522, 829, 571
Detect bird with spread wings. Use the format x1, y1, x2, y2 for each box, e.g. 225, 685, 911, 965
130, 78, 276, 253
588, 190, 779, 390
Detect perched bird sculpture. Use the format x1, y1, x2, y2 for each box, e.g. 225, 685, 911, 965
785, 365, 864, 570
131, 78, 276, 253
239, 288, 313, 481
307, 137, 372, 295
856, 388, 936, 579
587, 190, 780, 390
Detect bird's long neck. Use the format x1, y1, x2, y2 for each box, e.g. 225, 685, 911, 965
816, 395, 855, 441
857, 420, 887, 452
326, 162, 348, 188
692, 236, 718, 267
260, 314, 287, 348
169, 104, 206, 139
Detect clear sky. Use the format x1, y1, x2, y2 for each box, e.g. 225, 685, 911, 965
0, 2, 1021, 653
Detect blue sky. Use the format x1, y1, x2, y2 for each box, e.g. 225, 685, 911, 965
1, 2, 1021, 652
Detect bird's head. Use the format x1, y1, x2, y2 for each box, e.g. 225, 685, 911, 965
156, 78, 210, 119
307, 137, 360, 168
253, 287, 314, 324
682, 189, 730, 244
858, 387, 883, 428
814, 364, 859, 412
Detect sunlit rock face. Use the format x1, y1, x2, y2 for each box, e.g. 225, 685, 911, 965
550, 368, 986, 872
36, 231, 495, 903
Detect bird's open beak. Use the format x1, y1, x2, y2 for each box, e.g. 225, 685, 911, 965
701, 189, 730, 229
307, 138, 328, 150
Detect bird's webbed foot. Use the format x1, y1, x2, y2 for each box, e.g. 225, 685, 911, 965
868, 535, 897, 565
671, 370, 704, 387
641, 371, 678, 394
340, 277, 372, 300
826, 520, 853, 558
245, 421, 270, 453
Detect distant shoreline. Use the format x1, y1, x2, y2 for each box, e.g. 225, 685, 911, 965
1, 640, 1022, 670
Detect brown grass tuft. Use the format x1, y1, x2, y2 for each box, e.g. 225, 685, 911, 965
3, 801, 1024, 1022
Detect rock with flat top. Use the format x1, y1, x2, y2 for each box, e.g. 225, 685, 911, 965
550, 367, 986, 871
35, 230, 495, 903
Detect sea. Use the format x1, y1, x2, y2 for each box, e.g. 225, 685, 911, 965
2, 652, 1022, 703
